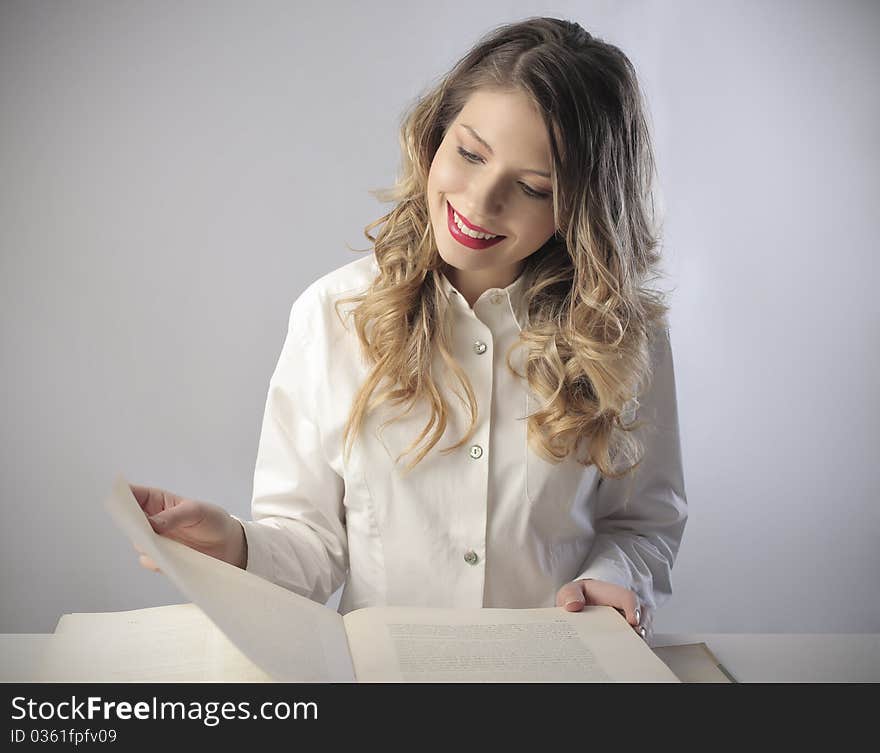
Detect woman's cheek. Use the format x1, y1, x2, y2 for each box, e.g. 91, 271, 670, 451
525, 208, 557, 249
432, 152, 466, 193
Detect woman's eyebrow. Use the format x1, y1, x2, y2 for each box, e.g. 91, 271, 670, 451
459, 124, 551, 178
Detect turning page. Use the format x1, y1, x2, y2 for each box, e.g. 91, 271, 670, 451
46, 604, 272, 682
343, 605, 679, 682
103, 474, 355, 682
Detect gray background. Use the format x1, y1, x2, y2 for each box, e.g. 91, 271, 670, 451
2, 0, 878, 634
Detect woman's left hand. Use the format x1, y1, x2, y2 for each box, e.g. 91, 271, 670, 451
555, 578, 646, 640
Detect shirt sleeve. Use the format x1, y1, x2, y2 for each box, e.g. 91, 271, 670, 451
230, 291, 348, 605
575, 325, 688, 637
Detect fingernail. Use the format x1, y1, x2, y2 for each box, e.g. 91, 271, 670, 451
564, 600, 584, 609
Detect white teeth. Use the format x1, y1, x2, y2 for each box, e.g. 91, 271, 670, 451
453, 211, 499, 240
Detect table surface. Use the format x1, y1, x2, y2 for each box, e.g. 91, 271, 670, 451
653, 633, 880, 683
2, 632, 878, 683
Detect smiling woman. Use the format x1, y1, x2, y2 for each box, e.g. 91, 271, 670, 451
343, 19, 669, 485
133, 16, 687, 646
427, 88, 557, 304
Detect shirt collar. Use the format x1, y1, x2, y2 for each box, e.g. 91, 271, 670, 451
438, 267, 529, 330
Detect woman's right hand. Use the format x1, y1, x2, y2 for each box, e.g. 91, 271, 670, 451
129, 484, 247, 571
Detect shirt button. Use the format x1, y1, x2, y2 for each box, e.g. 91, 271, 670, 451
473, 340, 487, 355
468, 444, 483, 459
464, 550, 479, 565
490, 293, 503, 305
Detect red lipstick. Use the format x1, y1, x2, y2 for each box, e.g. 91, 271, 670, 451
446, 201, 505, 250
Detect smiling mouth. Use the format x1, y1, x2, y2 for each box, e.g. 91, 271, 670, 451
446, 201, 506, 250
447, 201, 503, 237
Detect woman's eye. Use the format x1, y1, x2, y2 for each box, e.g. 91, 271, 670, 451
521, 184, 551, 200
457, 147, 482, 163
457, 147, 551, 201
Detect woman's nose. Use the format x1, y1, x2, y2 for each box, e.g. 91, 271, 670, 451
463, 175, 505, 222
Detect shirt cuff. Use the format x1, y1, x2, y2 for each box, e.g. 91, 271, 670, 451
575, 559, 632, 591
229, 515, 275, 582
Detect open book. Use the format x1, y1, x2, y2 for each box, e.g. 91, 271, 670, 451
45, 604, 274, 683
102, 474, 679, 683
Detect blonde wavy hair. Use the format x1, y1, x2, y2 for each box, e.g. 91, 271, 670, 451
335, 17, 670, 480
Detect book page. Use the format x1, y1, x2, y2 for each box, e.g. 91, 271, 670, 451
103, 474, 355, 682
44, 604, 272, 682
0, 635, 56, 682
343, 605, 679, 682
652, 643, 736, 683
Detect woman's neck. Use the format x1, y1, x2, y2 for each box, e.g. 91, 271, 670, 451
442, 261, 525, 308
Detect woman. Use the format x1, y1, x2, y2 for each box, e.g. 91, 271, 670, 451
133, 17, 687, 644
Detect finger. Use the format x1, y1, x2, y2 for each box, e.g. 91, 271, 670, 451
555, 582, 586, 611
609, 593, 640, 626
149, 499, 201, 533
129, 484, 165, 517
129, 483, 151, 508
620, 591, 640, 626
138, 554, 161, 573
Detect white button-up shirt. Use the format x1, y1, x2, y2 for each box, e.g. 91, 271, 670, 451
236, 253, 687, 637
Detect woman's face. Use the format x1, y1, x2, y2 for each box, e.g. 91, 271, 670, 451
427, 87, 557, 304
